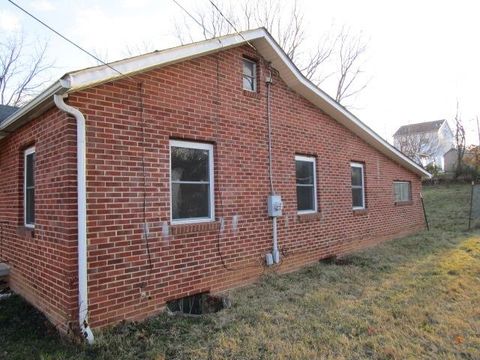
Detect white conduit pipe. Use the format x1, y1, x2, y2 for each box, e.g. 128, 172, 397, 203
54, 95, 94, 344
266, 67, 280, 264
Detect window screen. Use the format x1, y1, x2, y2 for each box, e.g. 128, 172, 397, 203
394, 181, 411, 202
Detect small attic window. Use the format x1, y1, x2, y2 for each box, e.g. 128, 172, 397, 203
242, 58, 257, 92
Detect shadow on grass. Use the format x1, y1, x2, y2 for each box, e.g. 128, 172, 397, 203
1, 184, 478, 359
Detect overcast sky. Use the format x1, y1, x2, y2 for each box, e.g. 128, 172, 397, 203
1, 0, 479, 145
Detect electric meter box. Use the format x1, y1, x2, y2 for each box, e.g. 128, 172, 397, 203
267, 195, 283, 217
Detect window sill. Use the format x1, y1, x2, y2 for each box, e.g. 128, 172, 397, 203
16, 226, 35, 239
352, 209, 368, 216
170, 221, 221, 236
297, 212, 322, 223
395, 200, 413, 206
243, 90, 261, 99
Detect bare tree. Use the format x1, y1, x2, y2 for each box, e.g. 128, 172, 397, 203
395, 129, 442, 167
454, 103, 466, 177
334, 27, 368, 103
172, 0, 368, 107
0, 32, 52, 107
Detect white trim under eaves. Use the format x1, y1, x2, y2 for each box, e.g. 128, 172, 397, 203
63, 32, 255, 92
0, 27, 430, 178
253, 32, 431, 179
0, 81, 68, 139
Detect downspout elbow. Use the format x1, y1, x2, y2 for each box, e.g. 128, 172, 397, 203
53, 94, 94, 344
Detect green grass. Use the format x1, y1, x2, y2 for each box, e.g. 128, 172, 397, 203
1, 184, 479, 359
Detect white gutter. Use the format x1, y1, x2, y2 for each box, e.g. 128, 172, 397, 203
53, 95, 94, 345
0, 81, 65, 139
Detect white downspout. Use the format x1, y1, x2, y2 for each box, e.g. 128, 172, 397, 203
53, 94, 94, 344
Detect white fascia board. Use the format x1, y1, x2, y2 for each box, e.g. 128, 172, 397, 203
0, 27, 430, 178
252, 33, 431, 178
64, 30, 265, 92
0, 81, 68, 139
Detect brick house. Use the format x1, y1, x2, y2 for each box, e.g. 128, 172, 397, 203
0, 28, 429, 342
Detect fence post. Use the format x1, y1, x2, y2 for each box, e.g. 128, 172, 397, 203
420, 192, 429, 231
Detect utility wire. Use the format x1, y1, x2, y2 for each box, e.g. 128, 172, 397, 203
207, 0, 256, 50
172, 0, 256, 50
171, 0, 214, 38
8, 0, 125, 77
8, 0, 153, 275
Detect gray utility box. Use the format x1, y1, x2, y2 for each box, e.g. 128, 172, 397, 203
267, 195, 283, 217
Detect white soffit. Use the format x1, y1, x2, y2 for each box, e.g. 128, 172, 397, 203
0, 28, 430, 178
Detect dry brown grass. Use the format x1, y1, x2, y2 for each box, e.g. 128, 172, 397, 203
1, 184, 479, 359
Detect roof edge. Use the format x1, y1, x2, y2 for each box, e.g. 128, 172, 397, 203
0, 81, 69, 139
253, 31, 430, 178
0, 28, 430, 178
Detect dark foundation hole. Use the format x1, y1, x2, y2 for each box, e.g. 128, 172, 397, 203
320, 255, 353, 266
167, 293, 230, 316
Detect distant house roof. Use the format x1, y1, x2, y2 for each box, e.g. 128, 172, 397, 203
0, 105, 19, 125
0, 28, 431, 178
394, 120, 446, 137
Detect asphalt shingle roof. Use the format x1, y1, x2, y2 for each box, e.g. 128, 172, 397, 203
0, 105, 19, 125
393, 120, 446, 137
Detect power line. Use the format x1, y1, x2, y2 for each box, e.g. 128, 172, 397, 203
7, 0, 125, 77
7, 0, 154, 280
172, 0, 256, 50
171, 0, 214, 38
207, 0, 256, 50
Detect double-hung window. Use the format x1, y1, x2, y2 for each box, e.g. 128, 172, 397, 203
295, 155, 317, 213
24, 146, 35, 228
351, 162, 365, 210
242, 58, 257, 92
170, 140, 214, 224
394, 181, 411, 202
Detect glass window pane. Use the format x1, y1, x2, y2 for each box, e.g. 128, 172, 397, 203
171, 147, 209, 182
351, 166, 362, 186
243, 76, 254, 91
243, 60, 255, 77
172, 183, 210, 220
352, 188, 363, 208
26, 188, 35, 224
394, 183, 400, 201
26, 153, 35, 187
297, 186, 314, 211
394, 182, 410, 201
296, 160, 314, 185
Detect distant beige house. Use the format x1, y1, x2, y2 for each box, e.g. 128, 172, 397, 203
393, 120, 454, 171
443, 148, 458, 173
444, 147, 477, 174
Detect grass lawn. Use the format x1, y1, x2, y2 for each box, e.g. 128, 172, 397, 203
1, 184, 479, 359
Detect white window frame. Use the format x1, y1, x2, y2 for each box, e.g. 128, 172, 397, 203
351, 162, 365, 210
242, 58, 257, 92
169, 140, 215, 225
394, 181, 411, 202
295, 155, 318, 214
24, 146, 35, 228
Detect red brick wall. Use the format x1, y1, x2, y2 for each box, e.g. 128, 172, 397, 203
0, 108, 78, 333
66, 45, 424, 328
0, 44, 425, 332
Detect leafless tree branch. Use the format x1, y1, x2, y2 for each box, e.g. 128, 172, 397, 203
0, 32, 53, 107
171, 0, 368, 107
395, 129, 443, 166
454, 101, 466, 177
